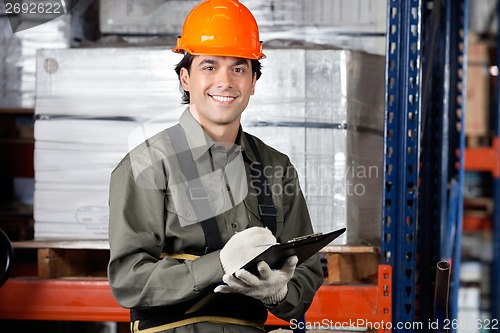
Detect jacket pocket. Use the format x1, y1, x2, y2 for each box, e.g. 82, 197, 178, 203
164, 191, 199, 227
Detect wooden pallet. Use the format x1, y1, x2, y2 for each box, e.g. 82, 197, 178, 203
320, 246, 380, 285
466, 134, 490, 148
12, 240, 109, 279
12, 241, 380, 285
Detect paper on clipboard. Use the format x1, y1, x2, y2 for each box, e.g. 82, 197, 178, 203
239, 227, 347, 276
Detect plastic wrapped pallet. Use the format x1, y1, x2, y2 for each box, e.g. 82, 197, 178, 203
34, 47, 184, 240
243, 47, 384, 245
34, 46, 384, 244
100, 0, 385, 34
98, 0, 386, 55
33, 116, 182, 240
0, 15, 70, 108
35, 47, 182, 118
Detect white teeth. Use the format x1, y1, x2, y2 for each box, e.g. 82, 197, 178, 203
212, 95, 234, 102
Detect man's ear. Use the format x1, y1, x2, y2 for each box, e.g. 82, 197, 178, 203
180, 67, 190, 91
250, 72, 257, 95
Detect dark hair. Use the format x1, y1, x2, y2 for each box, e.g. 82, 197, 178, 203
174, 53, 262, 104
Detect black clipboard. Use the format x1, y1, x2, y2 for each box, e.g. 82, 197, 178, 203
186, 228, 346, 315
239, 227, 346, 276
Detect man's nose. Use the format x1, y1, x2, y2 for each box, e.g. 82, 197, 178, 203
216, 69, 233, 89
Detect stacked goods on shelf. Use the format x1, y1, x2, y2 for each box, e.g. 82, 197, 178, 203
462, 176, 495, 324
100, 0, 385, 35
469, 0, 498, 35
99, 0, 386, 55
0, 15, 70, 108
458, 260, 491, 333
34, 48, 183, 239
462, 33, 494, 230
247, 0, 386, 56
0, 10, 70, 241
465, 34, 491, 146
461, 33, 496, 328
242, 46, 385, 245
34, 46, 384, 244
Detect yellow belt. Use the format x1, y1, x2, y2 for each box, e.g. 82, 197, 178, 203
160, 253, 200, 261
131, 316, 265, 333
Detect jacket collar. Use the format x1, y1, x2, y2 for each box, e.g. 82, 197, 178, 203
239, 130, 258, 163
178, 108, 213, 161
179, 107, 258, 163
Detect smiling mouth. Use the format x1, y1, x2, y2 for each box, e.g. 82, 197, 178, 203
210, 95, 236, 103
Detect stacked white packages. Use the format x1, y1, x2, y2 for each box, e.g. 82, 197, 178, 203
0, 15, 70, 108
99, 0, 386, 55
100, 0, 385, 34
242, 47, 384, 245
35, 46, 384, 244
34, 48, 184, 239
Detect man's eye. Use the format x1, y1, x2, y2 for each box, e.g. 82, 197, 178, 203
234, 68, 245, 73
203, 66, 215, 71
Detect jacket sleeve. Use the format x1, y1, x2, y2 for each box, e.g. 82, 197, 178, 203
268, 159, 324, 321
107, 157, 224, 309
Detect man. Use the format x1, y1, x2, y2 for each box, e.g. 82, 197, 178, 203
107, 0, 323, 332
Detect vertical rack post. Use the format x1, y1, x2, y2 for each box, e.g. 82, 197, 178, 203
447, 0, 468, 325
417, 0, 443, 325
491, 0, 500, 320
383, 0, 422, 330
417, 0, 468, 329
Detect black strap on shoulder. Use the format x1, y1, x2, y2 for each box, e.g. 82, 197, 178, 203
244, 133, 278, 235
166, 124, 223, 253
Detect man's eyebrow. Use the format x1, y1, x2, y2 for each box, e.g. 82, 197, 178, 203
232, 59, 250, 67
197, 58, 250, 68
198, 59, 218, 66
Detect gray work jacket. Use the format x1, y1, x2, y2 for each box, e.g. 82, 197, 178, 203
108, 109, 323, 326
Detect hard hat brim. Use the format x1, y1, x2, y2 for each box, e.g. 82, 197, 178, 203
172, 45, 266, 60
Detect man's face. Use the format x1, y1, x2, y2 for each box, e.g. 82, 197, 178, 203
180, 55, 256, 129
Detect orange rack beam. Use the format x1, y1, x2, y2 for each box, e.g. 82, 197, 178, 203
462, 214, 492, 231
0, 265, 391, 331
464, 137, 500, 178
267, 264, 392, 330
0, 278, 129, 322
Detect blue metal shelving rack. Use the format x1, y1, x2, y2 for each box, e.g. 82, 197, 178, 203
384, 0, 468, 331
383, 0, 422, 329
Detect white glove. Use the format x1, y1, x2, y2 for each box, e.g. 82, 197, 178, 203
219, 227, 276, 275
214, 255, 298, 305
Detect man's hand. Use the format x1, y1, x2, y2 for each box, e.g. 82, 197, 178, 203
219, 227, 276, 275
214, 255, 298, 305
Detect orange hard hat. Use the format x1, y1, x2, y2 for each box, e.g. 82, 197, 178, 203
172, 0, 265, 60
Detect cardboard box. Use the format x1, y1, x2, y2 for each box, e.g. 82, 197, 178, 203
465, 41, 490, 137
